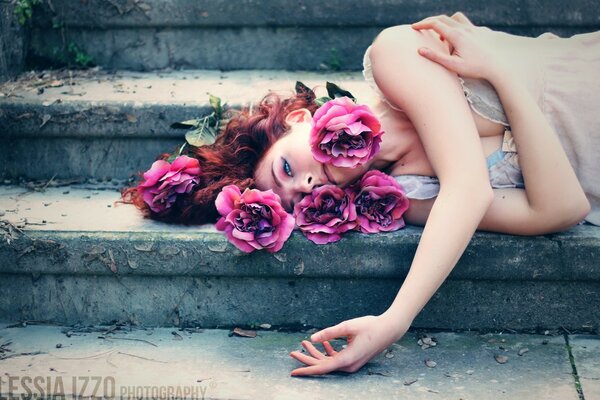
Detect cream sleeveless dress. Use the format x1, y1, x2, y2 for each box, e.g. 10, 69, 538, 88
362, 30, 600, 226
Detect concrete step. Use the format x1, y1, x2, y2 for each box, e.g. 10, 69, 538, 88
1, 185, 599, 330
28, 0, 600, 70
0, 68, 369, 180
0, 322, 597, 399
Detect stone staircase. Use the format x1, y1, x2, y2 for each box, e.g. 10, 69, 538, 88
1, 1, 600, 398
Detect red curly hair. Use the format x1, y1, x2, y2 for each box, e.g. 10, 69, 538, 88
122, 84, 319, 224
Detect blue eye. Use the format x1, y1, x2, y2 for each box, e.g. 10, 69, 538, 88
283, 158, 292, 177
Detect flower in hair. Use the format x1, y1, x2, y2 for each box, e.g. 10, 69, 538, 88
310, 96, 384, 168
215, 185, 295, 253
350, 170, 409, 233
293, 184, 358, 244
138, 155, 201, 214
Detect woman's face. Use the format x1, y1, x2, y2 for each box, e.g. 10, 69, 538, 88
254, 108, 362, 212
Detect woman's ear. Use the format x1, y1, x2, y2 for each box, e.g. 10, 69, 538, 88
285, 108, 312, 124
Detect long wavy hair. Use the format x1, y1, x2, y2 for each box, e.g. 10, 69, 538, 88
122, 84, 319, 224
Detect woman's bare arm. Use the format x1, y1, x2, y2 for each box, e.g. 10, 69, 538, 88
406, 15, 591, 235
369, 24, 494, 328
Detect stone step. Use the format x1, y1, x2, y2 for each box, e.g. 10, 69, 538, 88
1, 185, 599, 330
28, 0, 600, 70
0, 69, 368, 180
0, 322, 597, 399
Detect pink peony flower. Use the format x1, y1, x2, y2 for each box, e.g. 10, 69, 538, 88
351, 170, 409, 233
310, 96, 384, 168
138, 155, 201, 214
215, 185, 295, 253
293, 185, 358, 244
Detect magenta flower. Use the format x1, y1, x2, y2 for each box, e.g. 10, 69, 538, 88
352, 170, 409, 233
293, 185, 358, 244
215, 185, 295, 253
138, 155, 201, 213
310, 96, 384, 168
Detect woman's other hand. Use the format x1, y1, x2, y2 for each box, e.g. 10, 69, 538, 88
289, 314, 409, 376
411, 12, 507, 80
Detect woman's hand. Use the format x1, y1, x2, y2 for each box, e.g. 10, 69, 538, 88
411, 12, 507, 81
289, 314, 409, 376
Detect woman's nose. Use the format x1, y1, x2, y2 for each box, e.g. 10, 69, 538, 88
298, 173, 321, 193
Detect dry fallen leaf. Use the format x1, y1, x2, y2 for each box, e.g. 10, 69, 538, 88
425, 359, 437, 368
518, 348, 529, 356
171, 331, 183, 340
404, 378, 418, 386
494, 354, 509, 364
232, 327, 257, 338
259, 323, 271, 329
384, 350, 394, 359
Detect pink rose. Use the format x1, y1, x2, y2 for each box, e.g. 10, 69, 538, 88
351, 170, 409, 233
293, 185, 358, 244
310, 96, 384, 168
138, 155, 201, 213
215, 185, 295, 253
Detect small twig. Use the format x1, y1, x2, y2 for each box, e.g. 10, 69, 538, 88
49, 349, 116, 360
116, 351, 168, 363
98, 335, 158, 347
40, 174, 58, 192
0, 351, 45, 360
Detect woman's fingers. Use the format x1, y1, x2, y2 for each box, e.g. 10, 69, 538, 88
291, 360, 339, 376
289, 350, 319, 366
301, 340, 327, 360
417, 47, 461, 72
451, 12, 474, 26
323, 341, 338, 356
413, 19, 456, 43
310, 321, 353, 342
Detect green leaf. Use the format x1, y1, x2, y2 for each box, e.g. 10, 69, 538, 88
315, 96, 332, 107
326, 82, 356, 102
209, 94, 222, 118
185, 124, 218, 147
170, 119, 201, 129
166, 153, 177, 163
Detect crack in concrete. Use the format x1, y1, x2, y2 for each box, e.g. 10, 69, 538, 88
565, 333, 586, 400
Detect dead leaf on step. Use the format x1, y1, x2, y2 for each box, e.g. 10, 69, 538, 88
367, 369, 391, 377
232, 328, 257, 338
424, 359, 437, 368
125, 114, 137, 123
404, 378, 418, 386
134, 243, 154, 252
40, 114, 51, 128
518, 348, 529, 356
107, 249, 117, 273
494, 354, 508, 364
49, 80, 64, 88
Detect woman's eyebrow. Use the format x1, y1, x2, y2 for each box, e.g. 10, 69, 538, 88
271, 158, 282, 187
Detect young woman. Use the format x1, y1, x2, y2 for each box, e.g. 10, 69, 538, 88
127, 13, 599, 376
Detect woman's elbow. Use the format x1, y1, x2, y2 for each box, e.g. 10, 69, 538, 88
565, 195, 591, 227
537, 195, 591, 234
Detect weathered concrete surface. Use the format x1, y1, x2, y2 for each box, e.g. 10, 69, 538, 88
0, 186, 599, 329
0, 70, 366, 180
27, 0, 600, 70
570, 335, 600, 399
0, 2, 26, 82
0, 323, 582, 399
28, 26, 596, 72
30, 0, 600, 28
